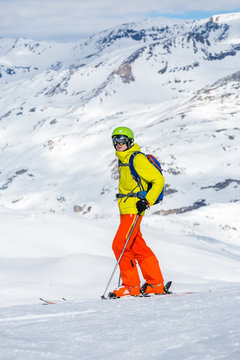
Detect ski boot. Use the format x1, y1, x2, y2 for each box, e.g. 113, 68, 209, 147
141, 281, 172, 296
108, 285, 141, 299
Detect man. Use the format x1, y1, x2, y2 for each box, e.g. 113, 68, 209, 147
111, 126, 166, 297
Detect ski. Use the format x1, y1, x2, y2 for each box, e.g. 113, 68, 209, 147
142, 291, 197, 298
39, 297, 67, 305
107, 290, 197, 299
106, 281, 201, 299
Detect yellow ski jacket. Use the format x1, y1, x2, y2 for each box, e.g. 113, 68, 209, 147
115, 143, 165, 215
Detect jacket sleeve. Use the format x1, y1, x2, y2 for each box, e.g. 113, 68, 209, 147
134, 153, 165, 206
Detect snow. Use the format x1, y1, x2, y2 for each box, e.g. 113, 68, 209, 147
1, 13, 240, 359
0, 279, 240, 359
0, 203, 240, 359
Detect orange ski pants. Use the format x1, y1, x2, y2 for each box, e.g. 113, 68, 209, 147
112, 214, 164, 287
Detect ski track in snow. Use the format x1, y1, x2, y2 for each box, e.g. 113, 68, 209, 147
0, 288, 240, 360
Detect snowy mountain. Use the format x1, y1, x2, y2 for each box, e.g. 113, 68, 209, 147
1, 13, 240, 359
0, 12, 240, 217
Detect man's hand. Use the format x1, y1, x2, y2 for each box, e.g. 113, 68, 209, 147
136, 199, 149, 214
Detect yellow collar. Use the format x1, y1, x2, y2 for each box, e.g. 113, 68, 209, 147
116, 143, 140, 163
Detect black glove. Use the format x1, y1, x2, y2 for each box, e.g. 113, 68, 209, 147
136, 199, 149, 214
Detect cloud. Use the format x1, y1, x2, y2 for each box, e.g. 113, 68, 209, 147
0, 0, 239, 42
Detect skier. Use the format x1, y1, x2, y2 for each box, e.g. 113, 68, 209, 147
111, 126, 166, 297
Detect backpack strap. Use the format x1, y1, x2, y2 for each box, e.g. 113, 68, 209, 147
129, 151, 145, 191
118, 160, 129, 167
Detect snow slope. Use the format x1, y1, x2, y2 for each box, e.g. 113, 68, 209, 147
0, 13, 240, 359
1, 286, 240, 360
0, 12, 240, 215
0, 203, 239, 359
0, 200, 239, 304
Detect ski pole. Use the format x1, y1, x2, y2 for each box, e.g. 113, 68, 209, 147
101, 214, 140, 299
118, 272, 121, 287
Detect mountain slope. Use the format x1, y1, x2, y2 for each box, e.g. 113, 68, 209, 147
0, 13, 240, 216
0, 16, 240, 358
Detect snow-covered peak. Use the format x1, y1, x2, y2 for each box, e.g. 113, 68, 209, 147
77, 13, 239, 55
211, 11, 240, 23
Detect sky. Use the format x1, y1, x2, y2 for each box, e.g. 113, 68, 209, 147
0, 0, 240, 42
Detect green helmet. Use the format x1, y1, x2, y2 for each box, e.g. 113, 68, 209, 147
112, 126, 134, 149
112, 126, 134, 139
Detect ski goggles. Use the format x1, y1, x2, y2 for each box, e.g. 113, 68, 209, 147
112, 135, 129, 146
